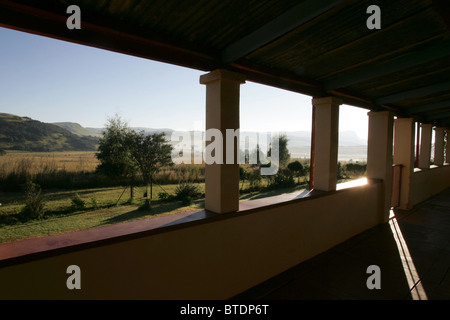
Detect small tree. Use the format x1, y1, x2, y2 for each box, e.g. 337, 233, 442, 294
21, 180, 46, 221
130, 131, 173, 209
70, 193, 86, 211
268, 133, 290, 168
96, 115, 137, 201
248, 169, 262, 191
287, 160, 304, 184
239, 165, 249, 191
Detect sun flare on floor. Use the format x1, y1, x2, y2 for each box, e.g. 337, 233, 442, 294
389, 209, 428, 300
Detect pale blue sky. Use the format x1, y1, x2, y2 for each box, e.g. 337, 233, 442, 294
0, 27, 369, 139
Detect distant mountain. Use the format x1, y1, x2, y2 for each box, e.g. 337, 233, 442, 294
132, 127, 175, 135
238, 130, 366, 147
53, 122, 102, 137
0, 113, 98, 152
0, 112, 366, 159
339, 131, 367, 146
51, 123, 366, 148
73, 127, 175, 138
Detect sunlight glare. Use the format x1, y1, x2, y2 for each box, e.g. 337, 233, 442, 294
389, 209, 428, 300
336, 177, 367, 190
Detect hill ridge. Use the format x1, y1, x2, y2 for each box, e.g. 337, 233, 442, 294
0, 113, 98, 152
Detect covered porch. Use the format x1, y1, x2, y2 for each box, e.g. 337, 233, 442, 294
234, 187, 450, 300
0, 0, 450, 300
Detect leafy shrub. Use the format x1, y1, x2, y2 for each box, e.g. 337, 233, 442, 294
344, 163, 367, 178
175, 181, 202, 205
239, 166, 250, 191
337, 162, 345, 180
269, 172, 296, 189
90, 196, 99, 209
158, 191, 170, 200
20, 180, 46, 220
70, 193, 86, 211
181, 196, 193, 206
287, 160, 304, 175
248, 170, 262, 190
288, 160, 307, 184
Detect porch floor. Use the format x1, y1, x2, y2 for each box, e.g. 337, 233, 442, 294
232, 188, 450, 300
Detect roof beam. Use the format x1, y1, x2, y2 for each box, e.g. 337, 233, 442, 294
375, 80, 450, 105
0, 0, 220, 71
432, 0, 450, 30
425, 111, 450, 121
406, 100, 450, 114
324, 41, 450, 90
228, 61, 324, 97
221, 0, 345, 64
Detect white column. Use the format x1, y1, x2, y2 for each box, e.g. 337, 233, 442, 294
418, 123, 433, 169
367, 111, 394, 222
311, 97, 342, 192
200, 69, 245, 214
434, 127, 445, 166
393, 118, 415, 210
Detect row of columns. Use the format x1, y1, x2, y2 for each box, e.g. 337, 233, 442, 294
393, 118, 449, 210
418, 124, 447, 169
199, 69, 347, 214
200, 69, 448, 219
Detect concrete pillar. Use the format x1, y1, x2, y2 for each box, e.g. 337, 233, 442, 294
393, 118, 415, 210
367, 111, 394, 222
200, 69, 245, 214
311, 96, 342, 192
418, 123, 433, 169
434, 127, 445, 166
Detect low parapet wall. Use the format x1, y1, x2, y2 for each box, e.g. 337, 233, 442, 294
411, 165, 450, 208
0, 180, 383, 299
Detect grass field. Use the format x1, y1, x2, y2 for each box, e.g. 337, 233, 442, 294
0, 150, 99, 173
0, 182, 201, 242
0, 150, 205, 191
0, 182, 308, 244
0, 194, 204, 244
0, 150, 365, 244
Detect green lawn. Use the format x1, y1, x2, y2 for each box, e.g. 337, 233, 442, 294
0, 182, 308, 244
0, 198, 204, 244
0, 183, 203, 243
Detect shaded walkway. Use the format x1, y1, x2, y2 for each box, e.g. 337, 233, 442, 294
233, 188, 450, 300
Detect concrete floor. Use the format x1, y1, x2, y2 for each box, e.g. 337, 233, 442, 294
233, 188, 450, 300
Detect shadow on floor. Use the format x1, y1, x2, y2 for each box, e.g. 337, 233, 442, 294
232, 188, 450, 300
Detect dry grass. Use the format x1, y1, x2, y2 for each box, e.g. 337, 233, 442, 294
0, 150, 208, 193
0, 151, 99, 175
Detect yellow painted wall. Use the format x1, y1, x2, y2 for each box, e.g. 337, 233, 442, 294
410, 165, 450, 208
0, 182, 382, 299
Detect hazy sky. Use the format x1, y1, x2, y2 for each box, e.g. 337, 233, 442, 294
0, 27, 369, 139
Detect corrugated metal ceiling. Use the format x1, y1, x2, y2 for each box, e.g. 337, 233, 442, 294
1, 0, 449, 127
